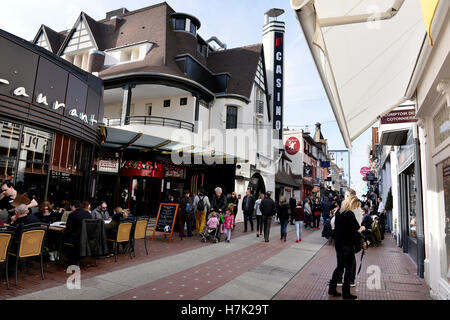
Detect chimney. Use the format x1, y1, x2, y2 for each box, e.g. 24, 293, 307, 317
313, 122, 324, 143
263, 8, 285, 145
106, 7, 129, 20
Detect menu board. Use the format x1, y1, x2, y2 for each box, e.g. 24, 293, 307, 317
152, 203, 179, 243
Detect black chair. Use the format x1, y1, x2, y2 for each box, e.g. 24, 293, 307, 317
0, 225, 16, 289
9, 223, 49, 286
81, 219, 108, 266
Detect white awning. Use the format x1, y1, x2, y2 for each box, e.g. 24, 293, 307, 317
291, 0, 449, 148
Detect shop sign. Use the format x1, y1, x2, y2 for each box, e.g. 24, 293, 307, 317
321, 161, 330, 168
285, 188, 292, 193
98, 159, 119, 173
380, 109, 416, 125
304, 165, 312, 177
0, 76, 97, 126
360, 167, 370, 176
164, 166, 185, 179
120, 160, 164, 178
285, 137, 300, 155
366, 172, 376, 181
273, 32, 284, 139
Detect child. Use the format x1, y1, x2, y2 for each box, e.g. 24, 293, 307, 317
206, 212, 219, 231
223, 208, 234, 243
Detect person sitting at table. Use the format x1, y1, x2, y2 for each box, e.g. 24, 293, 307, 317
105, 207, 130, 256
36, 201, 60, 261
63, 200, 92, 264
61, 201, 77, 223
91, 201, 111, 221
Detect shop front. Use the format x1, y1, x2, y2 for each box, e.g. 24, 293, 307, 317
0, 29, 103, 204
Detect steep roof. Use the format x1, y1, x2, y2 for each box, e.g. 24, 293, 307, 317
33, 25, 67, 54
207, 44, 263, 98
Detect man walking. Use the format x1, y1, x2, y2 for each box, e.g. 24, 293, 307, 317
242, 189, 255, 232
259, 192, 276, 242
321, 196, 332, 227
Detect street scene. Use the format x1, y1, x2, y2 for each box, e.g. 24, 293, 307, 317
0, 0, 448, 305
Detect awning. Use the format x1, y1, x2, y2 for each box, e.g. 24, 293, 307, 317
291, 0, 449, 148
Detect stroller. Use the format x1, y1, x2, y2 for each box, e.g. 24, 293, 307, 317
200, 224, 221, 243
200, 211, 222, 243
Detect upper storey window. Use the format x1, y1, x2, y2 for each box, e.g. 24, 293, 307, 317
173, 18, 186, 31
189, 22, 197, 35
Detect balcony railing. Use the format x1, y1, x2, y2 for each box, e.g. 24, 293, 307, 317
104, 116, 195, 132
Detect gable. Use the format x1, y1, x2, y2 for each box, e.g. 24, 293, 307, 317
35, 30, 51, 52
62, 14, 97, 55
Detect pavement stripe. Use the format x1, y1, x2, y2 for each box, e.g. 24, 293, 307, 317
11, 222, 313, 300
200, 229, 327, 300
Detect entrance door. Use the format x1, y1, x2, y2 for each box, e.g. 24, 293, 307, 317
130, 177, 161, 217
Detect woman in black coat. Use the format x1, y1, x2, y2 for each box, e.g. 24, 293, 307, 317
278, 197, 290, 242
328, 196, 365, 300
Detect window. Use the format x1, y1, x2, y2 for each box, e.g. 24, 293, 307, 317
180, 98, 188, 106
190, 23, 197, 35
226, 106, 238, 129
146, 103, 152, 116
174, 18, 186, 31
164, 99, 171, 108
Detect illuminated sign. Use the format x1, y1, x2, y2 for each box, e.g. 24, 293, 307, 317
273, 32, 284, 140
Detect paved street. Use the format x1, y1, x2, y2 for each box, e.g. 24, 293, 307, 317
3, 221, 431, 300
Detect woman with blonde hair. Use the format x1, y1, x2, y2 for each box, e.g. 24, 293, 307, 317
328, 195, 365, 300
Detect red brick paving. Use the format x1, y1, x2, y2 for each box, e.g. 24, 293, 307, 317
107, 226, 315, 300
273, 234, 431, 300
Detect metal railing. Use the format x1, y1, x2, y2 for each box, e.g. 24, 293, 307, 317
104, 116, 194, 132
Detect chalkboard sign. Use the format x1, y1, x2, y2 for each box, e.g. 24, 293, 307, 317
152, 203, 179, 243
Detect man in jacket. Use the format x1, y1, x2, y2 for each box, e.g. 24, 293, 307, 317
321, 196, 332, 226
259, 192, 276, 242
211, 187, 227, 214
64, 200, 92, 264
91, 201, 110, 221
241, 189, 255, 232
179, 190, 194, 237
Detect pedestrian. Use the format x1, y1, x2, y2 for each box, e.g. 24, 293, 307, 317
241, 189, 255, 232
259, 192, 276, 242
328, 195, 365, 300
223, 207, 234, 243
228, 192, 239, 227
180, 190, 194, 237
293, 201, 305, 243
304, 198, 312, 229
289, 195, 296, 225
194, 188, 210, 235
211, 187, 227, 215
312, 198, 322, 229
278, 196, 290, 242
321, 196, 332, 226
377, 197, 386, 240
254, 194, 264, 237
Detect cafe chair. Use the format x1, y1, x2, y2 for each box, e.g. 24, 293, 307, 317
0, 225, 16, 289
107, 221, 133, 262
9, 223, 49, 286
131, 216, 150, 257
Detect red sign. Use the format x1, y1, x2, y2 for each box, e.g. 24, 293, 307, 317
380, 109, 417, 125
120, 160, 164, 178
285, 137, 300, 155
360, 167, 370, 176
362, 176, 368, 182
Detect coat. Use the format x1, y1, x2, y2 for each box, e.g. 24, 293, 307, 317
79, 219, 108, 258
211, 194, 228, 213
278, 202, 290, 221
241, 195, 255, 214
223, 214, 234, 229
260, 198, 276, 217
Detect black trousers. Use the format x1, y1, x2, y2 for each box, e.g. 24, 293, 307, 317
256, 215, 263, 233
263, 216, 272, 241
313, 214, 321, 228
243, 212, 253, 231
331, 241, 356, 286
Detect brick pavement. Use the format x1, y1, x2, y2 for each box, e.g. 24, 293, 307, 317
273, 233, 432, 300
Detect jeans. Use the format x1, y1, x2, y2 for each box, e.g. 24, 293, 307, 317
305, 214, 312, 228
256, 215, 263, 234
331, 241, 356, 286
224, 228, 232, 241
243, 212, 253, 232
195, 211, 206, 234
294, 221, 303, 240
280, 219, 289, 239
322, 214, 329, 226
263, 216, 272, 241
181, 217, 193, 236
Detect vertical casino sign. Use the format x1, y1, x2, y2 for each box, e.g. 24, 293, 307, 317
273, 32, 284, 140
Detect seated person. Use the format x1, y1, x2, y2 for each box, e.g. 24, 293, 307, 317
63, 200, 92, 264
206, 212, 219, 233
91, 201, 111, 221
9, 204, 41, 251
106, 207, 130, 255
36, 201, 58, 224
361, 207, 373, 241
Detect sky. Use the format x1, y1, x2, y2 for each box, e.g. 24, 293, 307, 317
0, 0, 373, 196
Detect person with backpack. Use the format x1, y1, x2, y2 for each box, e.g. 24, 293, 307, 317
180, 190, 194, 237
194, 188, 210, 235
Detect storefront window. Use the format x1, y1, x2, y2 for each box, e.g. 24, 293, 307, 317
0, 121, 21, 180
443, 159, 450, 284
407, 169, 417, 239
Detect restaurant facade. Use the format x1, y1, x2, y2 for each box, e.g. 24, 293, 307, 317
0, 29, 104, 204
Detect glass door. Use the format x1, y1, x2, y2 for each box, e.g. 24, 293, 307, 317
130, 177, 161, 217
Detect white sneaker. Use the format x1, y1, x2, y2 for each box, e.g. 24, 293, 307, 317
49, 252, 55, 262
